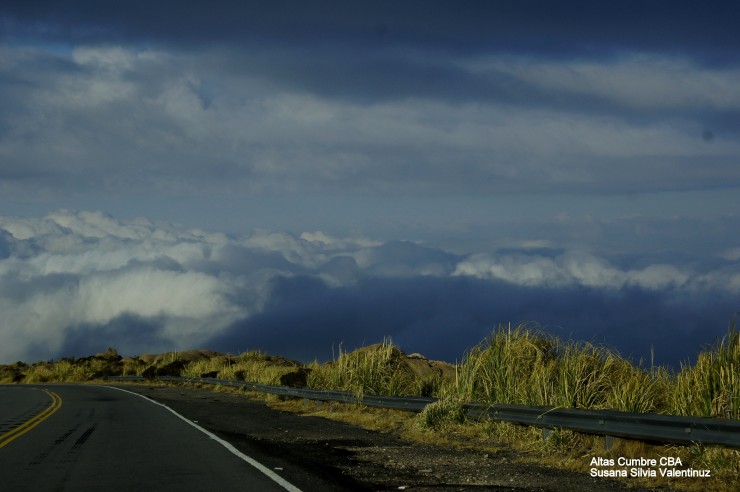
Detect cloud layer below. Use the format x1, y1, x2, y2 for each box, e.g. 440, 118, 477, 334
1, 210, 737, 366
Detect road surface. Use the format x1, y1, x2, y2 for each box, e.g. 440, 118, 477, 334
0, 384, 301, 491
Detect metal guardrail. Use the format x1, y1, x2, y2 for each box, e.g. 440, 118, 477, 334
106, 375, 740, 449
110, 375, 438, 411
464, 403, 740, 449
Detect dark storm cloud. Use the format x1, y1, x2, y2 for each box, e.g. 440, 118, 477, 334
3, 1, 740, 61
4, 1, 740, 108
208, 274, 737, 368
7, 2, 738, 126
224, 46, 733, 123
2, 1, 740, 201
57, 314, 171, 360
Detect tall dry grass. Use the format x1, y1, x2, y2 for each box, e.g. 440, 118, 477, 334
181, 351, 301, 385
673, 320, 739, 419
21, 358, 111, 383
454, 324, 667, 412
454, 322, 737, 418
307, 339, 416, 397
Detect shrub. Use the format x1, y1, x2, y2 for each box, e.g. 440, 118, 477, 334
416, 396, 466, 430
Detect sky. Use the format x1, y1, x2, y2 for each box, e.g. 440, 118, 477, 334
0, 1, 738, 366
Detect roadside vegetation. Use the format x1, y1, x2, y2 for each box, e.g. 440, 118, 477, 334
305, 338, 452, 398
454, 323, 738, 419
1, 320, 738, 490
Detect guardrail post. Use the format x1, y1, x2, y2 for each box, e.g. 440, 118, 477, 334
542, 428, 553, 443
604, 435, 614, 451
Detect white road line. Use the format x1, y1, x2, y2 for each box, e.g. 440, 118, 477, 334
104, 385, 302, 492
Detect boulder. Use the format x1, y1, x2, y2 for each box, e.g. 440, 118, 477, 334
279, 368, 312, 388
141, 365, 157, 380
155, 360, 186, 377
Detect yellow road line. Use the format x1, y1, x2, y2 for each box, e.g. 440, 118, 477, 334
0, 390, 62, 449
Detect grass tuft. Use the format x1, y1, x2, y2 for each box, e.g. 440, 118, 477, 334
307, 338, 415, 397
416, 396, 466, 430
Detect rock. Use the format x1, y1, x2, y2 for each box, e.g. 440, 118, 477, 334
141, 365, 157, 380
155, 360, 186, 377
401, 357, 456, 382
279, 368, 312, 388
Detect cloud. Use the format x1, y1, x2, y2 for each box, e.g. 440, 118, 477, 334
209, 273, 737, 368
1, 5, 738, 368
462, 55, 740, 112
0, 210, 737, 367
3, 1, 739, 61
1, 37, 739, 203
0, 210, 405, 362
452, 250, 693, 290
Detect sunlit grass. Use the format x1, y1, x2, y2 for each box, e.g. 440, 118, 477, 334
673, 323, 739, 419
454, 324, 672, 413
181, 351, 301, 385
21, 357, 117, 383
306, 339, 407, 396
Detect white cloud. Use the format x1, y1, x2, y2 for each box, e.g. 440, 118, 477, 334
0, 211, 249, 361
299, 231, 381, 250
452, 250, 695, 291
452, 253, 564, 287
0, 210, 736, 363
0, 211, 418, 361
627, 264, 691, 290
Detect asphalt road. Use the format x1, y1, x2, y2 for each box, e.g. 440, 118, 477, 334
0, 384, 301, 492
